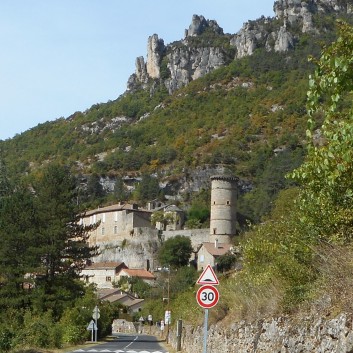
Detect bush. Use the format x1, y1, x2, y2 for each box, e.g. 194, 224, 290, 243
0, 326, 14, 352
19, 310, 62, 349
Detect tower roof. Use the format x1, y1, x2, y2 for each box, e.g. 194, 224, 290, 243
210, 175, 238, 182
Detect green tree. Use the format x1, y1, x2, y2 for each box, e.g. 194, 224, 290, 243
186, 188, 210, 226
158, 235, 193, 268
31, 164, 99, 316
216, 251, 237, 273
114, 176, 129, 201
134, 174, 160, 202
85, 173, 105, 203
241, 188, 316, 309
0, 182, 38, 310
151, 210, 175, 230
291, 20, 353, 243
115, 276, 151, 298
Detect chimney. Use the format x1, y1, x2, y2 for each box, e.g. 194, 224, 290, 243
215, 238, 218, 248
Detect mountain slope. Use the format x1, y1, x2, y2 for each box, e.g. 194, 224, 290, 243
0, 0, 352, 222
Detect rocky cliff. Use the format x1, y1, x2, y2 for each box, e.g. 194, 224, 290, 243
127, 0, 351, 94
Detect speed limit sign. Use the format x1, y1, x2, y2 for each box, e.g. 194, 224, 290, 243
196, 285, 219, 308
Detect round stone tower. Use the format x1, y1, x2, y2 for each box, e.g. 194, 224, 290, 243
210, 175, 238, 243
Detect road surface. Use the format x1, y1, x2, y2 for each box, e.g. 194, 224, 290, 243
69, 333, 169, 353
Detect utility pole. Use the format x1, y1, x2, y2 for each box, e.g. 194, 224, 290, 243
166, 268, 170, 343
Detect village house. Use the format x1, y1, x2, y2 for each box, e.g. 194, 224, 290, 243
118, 268, 156, 286
196, 239, 233, 271
81, 202, 153, 247
98, 288, 144, 313
81, 261, 128, 288
146, 200, 185, 231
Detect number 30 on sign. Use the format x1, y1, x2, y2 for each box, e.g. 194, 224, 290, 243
196, 285, 219, 309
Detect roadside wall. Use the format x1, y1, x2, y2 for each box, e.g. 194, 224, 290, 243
166, 312, 353, 353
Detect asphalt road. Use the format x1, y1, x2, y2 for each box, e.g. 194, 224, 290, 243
69, 333, 169, 353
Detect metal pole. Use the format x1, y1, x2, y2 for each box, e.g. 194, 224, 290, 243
94, 305, 99, 342
166, 269, 170, 343
202, 309, 209, 353
176, 319, 182, 351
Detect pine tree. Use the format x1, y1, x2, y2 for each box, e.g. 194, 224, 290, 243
31, 164, 99, 316
0, 160, 37, 310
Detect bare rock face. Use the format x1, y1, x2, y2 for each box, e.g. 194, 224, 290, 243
274, 0, 350, 33
274, 0, 316, 33
186, 14, 223, 37
146, 34, 165, 79
127, 1, 351, 94
274, 26, 295, 52
165, 46, 226, 94
232, 0, 350, 58
128, 14, 226, 94
230, 21, 267, 58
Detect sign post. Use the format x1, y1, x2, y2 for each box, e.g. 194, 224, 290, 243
196, 265, 219, 353
86, 320, 97, 342
196, 285, 219, 309
92, 306, 100, 342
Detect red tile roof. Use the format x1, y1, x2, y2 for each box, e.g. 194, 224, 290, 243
202, 242, 232, 256
119, 268, 156, 280
85, 261, 127, 270
85, 203, 151, 216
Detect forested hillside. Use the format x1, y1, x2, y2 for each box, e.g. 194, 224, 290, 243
2, 2, 351, 222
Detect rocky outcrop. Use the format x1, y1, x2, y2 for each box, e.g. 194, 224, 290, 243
185, 15, 223, 37
127, 15, 228, 94
127, 1, 351, 94
164, 46, 227, 94
146, 34, 165, 79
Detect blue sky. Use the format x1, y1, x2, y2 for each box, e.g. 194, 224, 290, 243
0, 0, 275, 141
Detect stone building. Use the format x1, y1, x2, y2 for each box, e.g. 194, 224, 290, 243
83, 174, 238, 272
82, 202, 152, 248
209, 175, 238, 242
196, 239, 233, 271
81, 261, 128, 288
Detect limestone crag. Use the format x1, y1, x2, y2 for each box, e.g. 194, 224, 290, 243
146, 34, 165, 79
126, 1, 351, 95
165, 46, 226, 94
185, 14, 223, 37
127, 15, 227, 94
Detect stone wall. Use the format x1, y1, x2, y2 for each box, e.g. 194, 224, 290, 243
163, 229, 210, 248
166, 312, 353, 353
94, 227, 160, 269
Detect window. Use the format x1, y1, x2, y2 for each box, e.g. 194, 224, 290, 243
106, 276, 111, 282
114, 226, 118, 234
101, 227, 105, 235
213, 228, 217, 235
102, 213, 106, 223
227, 200, 230, 205
200, 255, 204, 263
114, 211, 118, 222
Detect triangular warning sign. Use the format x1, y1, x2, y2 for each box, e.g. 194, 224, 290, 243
197, 264, 219, 285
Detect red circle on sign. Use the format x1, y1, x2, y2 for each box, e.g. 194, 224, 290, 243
196, 285, 219, 308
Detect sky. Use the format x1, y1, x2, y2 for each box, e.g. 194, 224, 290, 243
0, 0, 276, 141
